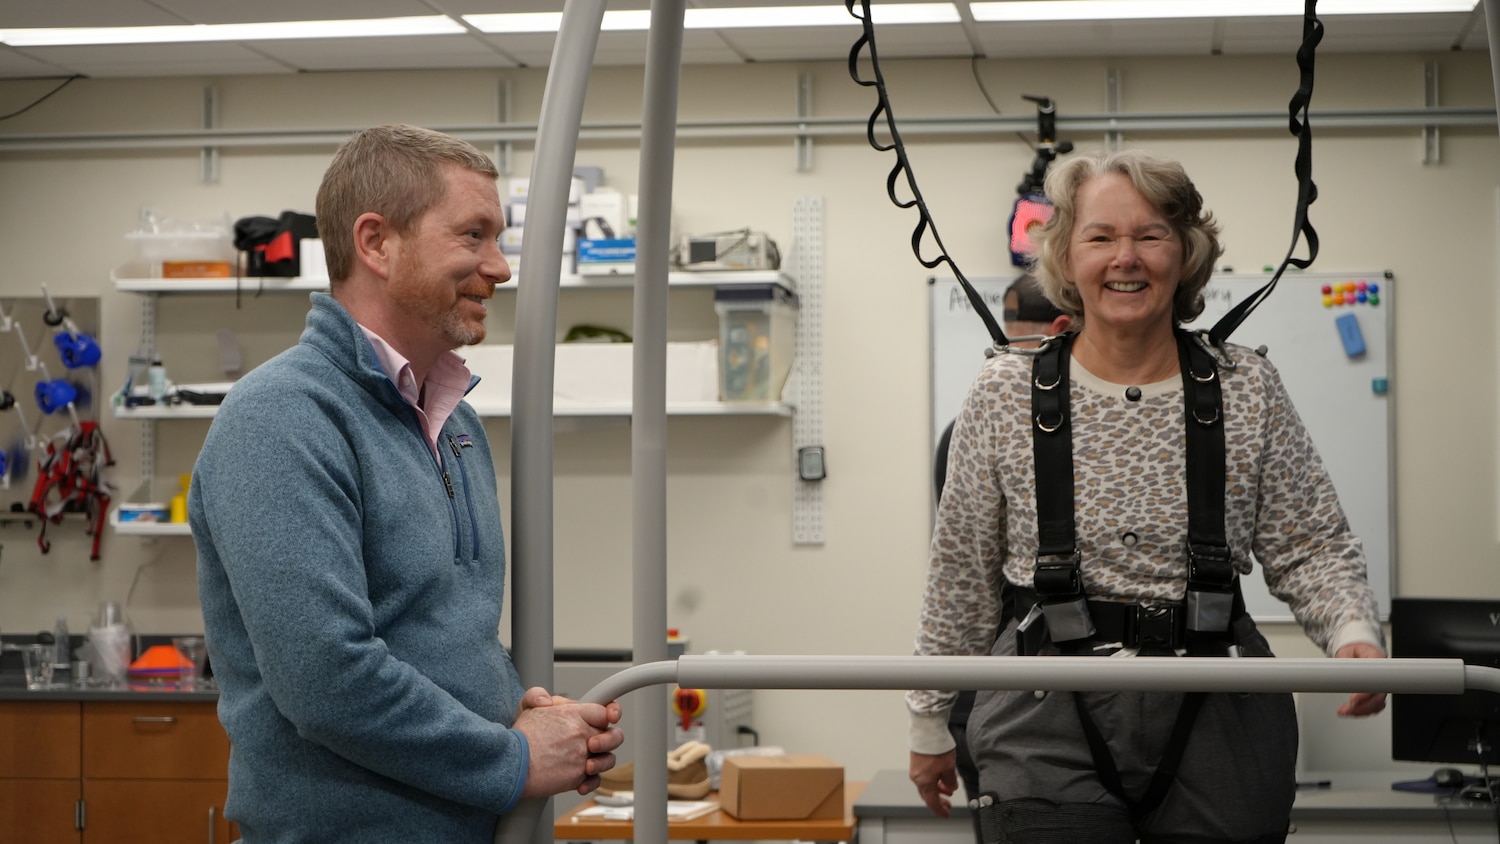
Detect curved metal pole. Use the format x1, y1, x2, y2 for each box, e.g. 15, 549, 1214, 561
631, 3, 688, 844
1486, 0, 1500, 127
502, 2, 605, 843
573, 654, 1494, 704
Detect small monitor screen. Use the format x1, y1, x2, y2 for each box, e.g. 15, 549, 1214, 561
1390, 597, 1500, 766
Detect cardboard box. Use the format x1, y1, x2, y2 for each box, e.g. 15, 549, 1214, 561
719, 754, 844, 821
161, 260, 232, 278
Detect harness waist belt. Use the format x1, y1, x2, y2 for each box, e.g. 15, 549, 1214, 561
1012, 585, 1187, 651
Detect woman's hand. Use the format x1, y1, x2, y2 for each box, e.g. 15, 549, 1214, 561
909, 750, 959, 817
1334, 641, 1389, 717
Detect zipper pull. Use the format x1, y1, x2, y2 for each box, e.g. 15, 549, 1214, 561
442, 472, 455, 499
447, 435, 462, 458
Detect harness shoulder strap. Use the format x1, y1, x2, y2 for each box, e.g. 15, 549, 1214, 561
1029, 333, 1094, 645
1177, 331, 1236, 638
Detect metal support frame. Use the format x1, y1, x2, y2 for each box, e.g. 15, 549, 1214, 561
201, 86, 219, 184
792, 196, 825, 545
501, 1, 605, 842
496, 653, 1500, 842
1424, 61, 1441, 165
1105, 68, 1123, 151
629, 4, 688, 842
795, 72, 814, 172
589, 654, 1500, 702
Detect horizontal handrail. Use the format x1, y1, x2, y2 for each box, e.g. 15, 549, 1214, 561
580, 654, 1497, 704
496, 655, 1500, 843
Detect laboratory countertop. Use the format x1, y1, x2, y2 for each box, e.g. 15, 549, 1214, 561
0, 672, 218, 702
854, 769, 1499, 823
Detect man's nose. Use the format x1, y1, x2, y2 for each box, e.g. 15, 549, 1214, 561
483, 240, 513, 284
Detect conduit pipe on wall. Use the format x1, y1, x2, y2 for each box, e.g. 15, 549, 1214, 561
0, 108, 1492, 153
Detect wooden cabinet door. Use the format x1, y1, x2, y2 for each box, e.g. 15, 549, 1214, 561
82, 702, 229, 780
0, 778, 81, 843
83, 780, 235, 844
0, 701, 82, 778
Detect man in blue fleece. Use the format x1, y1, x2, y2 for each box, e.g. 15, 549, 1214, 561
190, 124, 624, 843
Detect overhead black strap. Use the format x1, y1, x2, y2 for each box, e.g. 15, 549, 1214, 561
1209, 0, 1323, 344
843, 0, 1008, 348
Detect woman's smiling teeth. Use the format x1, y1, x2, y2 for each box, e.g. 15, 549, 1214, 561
1105, 281, 1146, 292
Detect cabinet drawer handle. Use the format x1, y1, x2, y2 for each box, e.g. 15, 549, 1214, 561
132, 716, 178, 723
208, 805, 216, 844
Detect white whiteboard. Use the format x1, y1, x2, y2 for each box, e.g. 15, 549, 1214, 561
929, 272, 1394, 622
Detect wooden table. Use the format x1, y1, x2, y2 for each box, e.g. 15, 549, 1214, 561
555, 780, 866, 842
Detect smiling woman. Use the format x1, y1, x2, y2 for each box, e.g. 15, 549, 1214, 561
906, 147, 1387, 844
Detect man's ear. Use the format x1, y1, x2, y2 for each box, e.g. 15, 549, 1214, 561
352, 212, 394, 280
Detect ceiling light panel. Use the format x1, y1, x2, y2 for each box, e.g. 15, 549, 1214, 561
467, 4, 958, 33
0, 16, 466, 47
970, 0, 1476, 22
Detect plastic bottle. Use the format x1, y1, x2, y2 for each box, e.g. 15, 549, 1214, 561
52, 616, 70, 668
148, 359, 167, 401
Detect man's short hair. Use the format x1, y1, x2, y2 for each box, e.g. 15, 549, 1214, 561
1004, 273, 1066, 323
315, 124, 499, 283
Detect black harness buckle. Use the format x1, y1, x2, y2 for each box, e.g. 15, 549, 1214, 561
1125, 605, 1184, 651
1186, 542, 1236, 633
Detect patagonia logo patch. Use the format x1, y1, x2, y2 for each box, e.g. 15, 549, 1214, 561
456, 434, 474, 449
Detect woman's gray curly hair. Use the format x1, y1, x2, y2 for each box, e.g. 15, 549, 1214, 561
1030, 149, 1223, 325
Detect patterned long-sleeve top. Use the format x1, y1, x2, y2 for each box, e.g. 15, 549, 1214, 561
907, 339, 1383, 754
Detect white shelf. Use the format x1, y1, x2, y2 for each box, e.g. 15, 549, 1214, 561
112, 401, 217, 419
114, 399, 792, 420
111, 269, 790, 295
470, 400, 794, 417
546, 270, 794, 290
108, 508, 191, 536
114, 277, 328, 293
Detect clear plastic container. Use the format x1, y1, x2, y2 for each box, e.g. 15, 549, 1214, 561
713, 283, 798, 402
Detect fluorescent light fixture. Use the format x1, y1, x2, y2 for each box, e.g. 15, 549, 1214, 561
970, 0, 1475, 23
0, 16, 466, 47
466, 4, 959, 34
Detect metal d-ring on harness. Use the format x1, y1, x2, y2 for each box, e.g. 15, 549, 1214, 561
1020, 329, 1243, 823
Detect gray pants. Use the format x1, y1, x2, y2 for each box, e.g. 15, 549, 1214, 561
967, 618, 1298, 844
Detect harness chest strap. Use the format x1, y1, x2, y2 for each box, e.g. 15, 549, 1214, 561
1028, 329, 1237, 651
1023, 329, 1240, 823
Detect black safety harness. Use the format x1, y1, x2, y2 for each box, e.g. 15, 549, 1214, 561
1016, 328, 1245, 822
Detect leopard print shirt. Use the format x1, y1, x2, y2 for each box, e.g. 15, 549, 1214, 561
907, 341, 1379, 721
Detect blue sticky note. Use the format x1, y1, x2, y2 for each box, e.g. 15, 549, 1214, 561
1335, 312, 1366, 358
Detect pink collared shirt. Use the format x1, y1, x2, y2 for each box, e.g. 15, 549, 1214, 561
359, 325, 471, 462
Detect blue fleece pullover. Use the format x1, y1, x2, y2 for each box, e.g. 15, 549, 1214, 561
190, 293, 528, 843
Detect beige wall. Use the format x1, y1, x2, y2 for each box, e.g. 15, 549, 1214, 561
0, 50, 1496, 781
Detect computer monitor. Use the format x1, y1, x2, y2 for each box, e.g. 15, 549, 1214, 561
1390, 597, 1500, 766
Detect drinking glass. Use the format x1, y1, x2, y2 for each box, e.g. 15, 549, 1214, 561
172, 636, 208, 690
22, 644, 55, 690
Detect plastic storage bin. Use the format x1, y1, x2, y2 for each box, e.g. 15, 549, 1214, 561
125, 230, 234, 279
714, 283, 798, 402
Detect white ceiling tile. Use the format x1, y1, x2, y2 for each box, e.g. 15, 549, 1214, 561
975, 20, 1216, 58
0, 0, 180, 29
0, 47, 73, 79
253, 35, 518, 71
14, 43, 294, 78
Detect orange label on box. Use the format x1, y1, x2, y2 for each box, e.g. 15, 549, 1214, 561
162, 260, 232, 278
